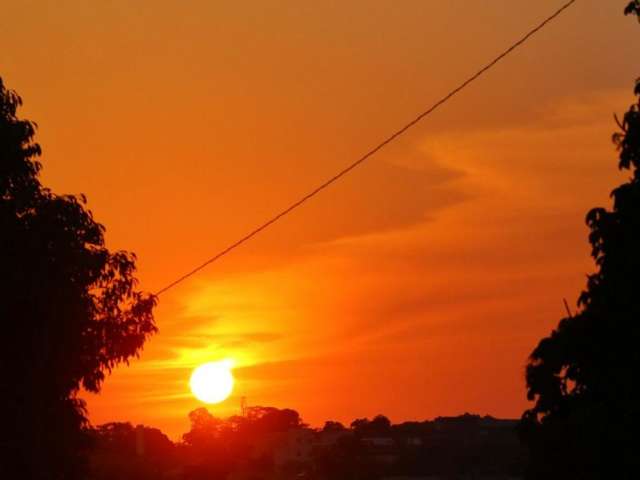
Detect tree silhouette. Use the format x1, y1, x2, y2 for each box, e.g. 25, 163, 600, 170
625, 1, 640, 18
89, 423, 176, 480
520, 7, 640, 478
0, 78, 157, 479
351, 415, 392, 437
180, 406, 306, 480
322, 420, 347, 433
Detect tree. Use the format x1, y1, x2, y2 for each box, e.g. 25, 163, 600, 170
350, 415, 392, 437
0, 78, 157, 479
625, 1, 640, 18
180, 407, 305, 480
88, 423, 176, 480
322, 420, 347, 433
182, 408, 226, 448
520, 6, 640, 478
244, 406, 304, 433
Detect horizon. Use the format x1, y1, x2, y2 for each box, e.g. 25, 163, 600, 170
116, 404, 523, 441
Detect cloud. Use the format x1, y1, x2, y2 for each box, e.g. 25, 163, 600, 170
171, 332, 284, 350
232, 152, 469, 258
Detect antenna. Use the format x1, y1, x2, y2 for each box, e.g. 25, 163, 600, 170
240, 396, 248, 417
563, 298, 574, 318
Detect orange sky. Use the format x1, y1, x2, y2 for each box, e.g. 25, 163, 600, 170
3, 0, 639, 438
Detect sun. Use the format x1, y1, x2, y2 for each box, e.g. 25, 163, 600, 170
190, 360, 234, 404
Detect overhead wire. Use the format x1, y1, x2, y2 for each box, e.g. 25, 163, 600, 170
155, 0, 578, 296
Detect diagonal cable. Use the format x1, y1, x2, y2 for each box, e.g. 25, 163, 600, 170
155, 0, 578, 296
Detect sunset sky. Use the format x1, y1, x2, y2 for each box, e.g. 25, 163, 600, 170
3, 0, 639, 438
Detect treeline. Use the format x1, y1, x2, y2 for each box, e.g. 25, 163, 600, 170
87, 408, 526, 480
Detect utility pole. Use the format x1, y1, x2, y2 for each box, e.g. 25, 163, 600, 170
240, 396, 248, 417
563, 298, 574, 318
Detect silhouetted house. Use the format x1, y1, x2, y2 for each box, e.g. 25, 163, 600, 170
362, 436, 398, 465
314, 428, 352, 448
404, 436, 423, 447
251, 427, 315, 467
362, 436, 395, 448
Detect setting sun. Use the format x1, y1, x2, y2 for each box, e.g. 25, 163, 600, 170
189, 361, 235, 404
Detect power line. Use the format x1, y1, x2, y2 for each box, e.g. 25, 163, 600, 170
155, 0, 578, 296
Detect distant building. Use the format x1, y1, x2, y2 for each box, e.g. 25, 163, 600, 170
235, 414, 524, 480
362, 436, 395, 448
314, 428, 351, 448
405, 436, 423, 447
361, 436, 398, 465
251, 428, 315, 467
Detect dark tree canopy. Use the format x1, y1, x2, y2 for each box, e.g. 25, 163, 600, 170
179, 406, 306, 479
625, 1, 640, 18
520, 7, 640, 478
351, 415, 392, 437
88, 423, 176, 480
183, 406, 304, 448
0, 78, 157, 479
322, 420, 347, 433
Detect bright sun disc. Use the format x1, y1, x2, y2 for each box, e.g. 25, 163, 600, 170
190, 360, 234, 404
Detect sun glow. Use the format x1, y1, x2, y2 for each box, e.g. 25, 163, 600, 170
189, 360, 235, 404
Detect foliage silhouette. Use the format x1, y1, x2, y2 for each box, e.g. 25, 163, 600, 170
178, 406, 306, 480
351, 414, 392, 437
148, 409, 523, 480
321, 420, 347, 433
520, 6, 640, 479
0, 78, 157, 479
625, 1, 640, 18
89, 423, 175, 480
